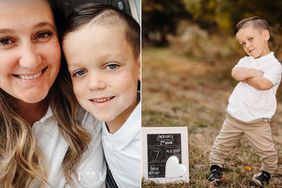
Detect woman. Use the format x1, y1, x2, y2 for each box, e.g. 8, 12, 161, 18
0, 0, 105, 187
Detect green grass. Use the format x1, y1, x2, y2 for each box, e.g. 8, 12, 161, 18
142, 47, 282, 187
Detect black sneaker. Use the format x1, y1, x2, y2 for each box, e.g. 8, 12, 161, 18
208, 165, 223, 185
251, 171, 270, 187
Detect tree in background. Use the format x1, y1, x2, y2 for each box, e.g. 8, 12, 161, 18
142, 0, 191, 46
186, 0, 282, 32
143, 0, 282, 47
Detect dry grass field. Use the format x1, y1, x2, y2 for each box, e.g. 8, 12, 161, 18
142, 47, 282, 187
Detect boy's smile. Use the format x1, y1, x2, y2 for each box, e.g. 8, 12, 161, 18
89, 96, 115, 103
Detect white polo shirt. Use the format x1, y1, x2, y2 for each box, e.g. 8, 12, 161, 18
102, 103, 141, 188
227, 52, 282, 121
32, 107, 106, 188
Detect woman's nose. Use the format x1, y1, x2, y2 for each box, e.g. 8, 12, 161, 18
19, 43, 42, 69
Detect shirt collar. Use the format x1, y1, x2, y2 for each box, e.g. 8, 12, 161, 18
102, 102, 141, 148
32, 106, 56, 134
38, 106, 54, 123
253, 52, 274, 63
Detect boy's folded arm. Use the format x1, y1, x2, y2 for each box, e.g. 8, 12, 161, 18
245, 77, 273, 90
231, 67, 263, 81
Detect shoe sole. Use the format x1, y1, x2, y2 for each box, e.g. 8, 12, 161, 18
251, 177, 264, 187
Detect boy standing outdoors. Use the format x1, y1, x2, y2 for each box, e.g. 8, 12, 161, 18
62, 3, 141, 188
208, 16, 282, 186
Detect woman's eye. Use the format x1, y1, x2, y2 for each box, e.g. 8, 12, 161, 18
105, 63, 120, 70
35, 31, 53, 41
73, 69, 87, 77
0, 38, 14, 46
248, 37, 254, 41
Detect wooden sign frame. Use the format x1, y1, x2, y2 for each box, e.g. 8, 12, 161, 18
142, 127, 189, 183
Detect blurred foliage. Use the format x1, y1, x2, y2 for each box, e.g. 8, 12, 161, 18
184, 0, 282, 33
142, 0, 191, 46
169, 21, 241, 64
143, 0, 282, 46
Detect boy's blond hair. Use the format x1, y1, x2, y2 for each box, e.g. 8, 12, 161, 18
62, 3, 140, 59
235, 16, 270, 36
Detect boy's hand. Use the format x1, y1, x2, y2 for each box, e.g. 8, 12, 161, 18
231, 67, 263, 81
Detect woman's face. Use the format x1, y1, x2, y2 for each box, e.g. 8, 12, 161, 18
0, 0, 61, 104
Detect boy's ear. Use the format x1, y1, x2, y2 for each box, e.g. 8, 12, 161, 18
137, 55, 141, 80
262, 30, 270, 41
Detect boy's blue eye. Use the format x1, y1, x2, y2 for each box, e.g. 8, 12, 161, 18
240, 42, 246, 47
106, 63, 120, 70
73, 69, 87, 77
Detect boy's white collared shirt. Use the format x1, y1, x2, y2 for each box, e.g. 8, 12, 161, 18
102, 102, 141, 188
228, 52, 282, 121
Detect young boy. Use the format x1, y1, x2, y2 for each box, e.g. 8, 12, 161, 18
62, 3, 141, 188
208, 16, 281, 186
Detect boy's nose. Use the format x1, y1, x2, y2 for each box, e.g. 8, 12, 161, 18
88, 73, 107, 90
19, 43, 42, 69
245, 41, 252, 49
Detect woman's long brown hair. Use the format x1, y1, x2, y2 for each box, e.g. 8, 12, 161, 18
0, 1, 91, 187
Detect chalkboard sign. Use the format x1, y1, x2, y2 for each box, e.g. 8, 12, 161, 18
142, 127, 189, 183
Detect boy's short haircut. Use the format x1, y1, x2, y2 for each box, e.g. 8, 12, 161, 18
235, 16, 270, 35
62, 3, 140, 58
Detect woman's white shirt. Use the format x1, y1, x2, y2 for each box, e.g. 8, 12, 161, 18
32, 107, 106, 188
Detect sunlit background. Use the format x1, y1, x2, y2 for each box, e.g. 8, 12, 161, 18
142, 0, 282, 187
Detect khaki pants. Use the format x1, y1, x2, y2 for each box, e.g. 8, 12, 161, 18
209, 114, 278, 174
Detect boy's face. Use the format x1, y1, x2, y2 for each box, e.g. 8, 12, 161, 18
236, 26, 270, 58
63, 23, 140, 128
